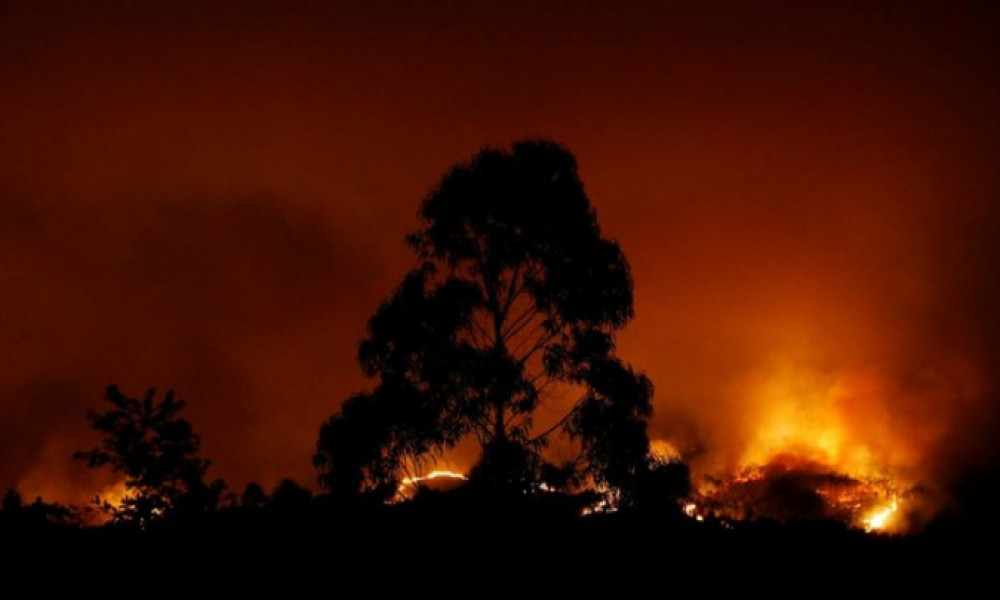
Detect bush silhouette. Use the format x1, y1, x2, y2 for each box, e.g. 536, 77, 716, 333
75, 385, 224, 527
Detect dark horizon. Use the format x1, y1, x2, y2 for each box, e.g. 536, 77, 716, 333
2, 1, 999, 524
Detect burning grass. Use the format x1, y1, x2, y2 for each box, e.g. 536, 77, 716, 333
684, 454, 911, 533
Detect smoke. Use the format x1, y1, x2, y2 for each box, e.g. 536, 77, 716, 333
0, 190, 378, 501
636, 163, 1000, 516
0, 1, 998, 514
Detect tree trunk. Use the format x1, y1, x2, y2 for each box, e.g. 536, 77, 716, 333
492, 295, 507, 443
494, 399, 505, 441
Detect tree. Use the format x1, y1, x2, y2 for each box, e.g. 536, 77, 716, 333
241, 482, 268, 509
75, 385, 224, 527
2, 489, 21, 513
628, 456, 692, 513
316, 139, 653, 499
270, 479, 313, 514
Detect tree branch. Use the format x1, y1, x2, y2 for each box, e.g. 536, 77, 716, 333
530, 394, 587, 443
500, 263, 522, 322
469, 315, 494, 347
502, 305, 541, 343
509, 319, 545, 356
471, 416, 493, 440
517, 330, 558, 365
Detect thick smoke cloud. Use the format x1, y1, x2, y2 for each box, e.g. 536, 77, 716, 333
0, 191, 378, 500
634, 157, 1000, 504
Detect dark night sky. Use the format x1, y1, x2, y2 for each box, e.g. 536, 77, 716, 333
1, 1, 998, 502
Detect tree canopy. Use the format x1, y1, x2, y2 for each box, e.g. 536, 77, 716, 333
316, 139, 653, 500
75, 385, 223, 526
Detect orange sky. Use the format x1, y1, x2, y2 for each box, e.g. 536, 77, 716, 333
1, 1, 998, 503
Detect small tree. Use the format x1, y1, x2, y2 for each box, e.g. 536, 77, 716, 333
316, 140, 653, 500
2, 489, 22, 513
75, 385, 223, 527
241, 482, 268, 509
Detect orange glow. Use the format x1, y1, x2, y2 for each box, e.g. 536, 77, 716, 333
77, 481, 135, 525
581, 494, 616, 517
735, 363, 911, 480
862, 497, 900, 532
650, 440, 682, 462
666, 360, 935, 533
396, 470, 468, 501
96, 481, 130, 509
1, 3, 998, 518
682, 502, 705, 522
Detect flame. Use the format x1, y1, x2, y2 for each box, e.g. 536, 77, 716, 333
399, 469, 468, 487
87, 481, 164, 524
736, 364, 900, 477
581, 494, 616, 516
678, 458, 909, 532
683, 502, 704, 521
650, 439, 682, 462
665, 360, 930, 533
74, 481, 136, 525
96, 481, 130, 508
862, 497, 900, 532
395, 470, 467, 501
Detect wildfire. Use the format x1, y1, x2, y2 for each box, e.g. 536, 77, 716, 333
676, 458, 909, 533
72, 481, 137, 526
650, 439, 683, 462
862, 497, 899, 532
581, 494, 616, 516
396, 470, 467, 501
683, 502, 704, 521
664, 361, 927, 534
96, 481, 130, 508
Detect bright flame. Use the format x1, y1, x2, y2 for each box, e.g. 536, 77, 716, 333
395, 470, 467, 501
683, 502, 705, 521
650, 439, 682, 462
581, 494, 616, 517
862, 497, 900, 532
666, 360, 928, 533
736, 364, 892, 477
399, 470, 468, 487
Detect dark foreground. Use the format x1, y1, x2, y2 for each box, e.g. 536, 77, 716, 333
3, 492, 995, 591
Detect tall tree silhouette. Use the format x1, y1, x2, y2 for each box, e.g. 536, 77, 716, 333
316, 140, 653, 498
75, 385, 223, 526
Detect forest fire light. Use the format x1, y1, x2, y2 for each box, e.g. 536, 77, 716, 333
863, 498, 900, 533
96, 481, 130, 509
682, 457, 910, 533
73, 481, 135, 526
396, 470, 468, 501
666, 361, 936, 534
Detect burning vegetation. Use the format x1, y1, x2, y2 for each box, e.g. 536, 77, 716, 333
685, 456, 907, 533
395, 470, 468, 501
660, 362, 946, 534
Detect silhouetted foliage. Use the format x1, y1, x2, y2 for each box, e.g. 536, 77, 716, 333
241, 482, 268, 509
2, 488, 22, 512
539, 461, 583, 493
466, 436, 541, 493
628, 457, 692, 512
75, 385, 224, 527
0, 490, 72, 530
270, 478, 313, 513
316, 140, 653, 499
314, 387, 438, 503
